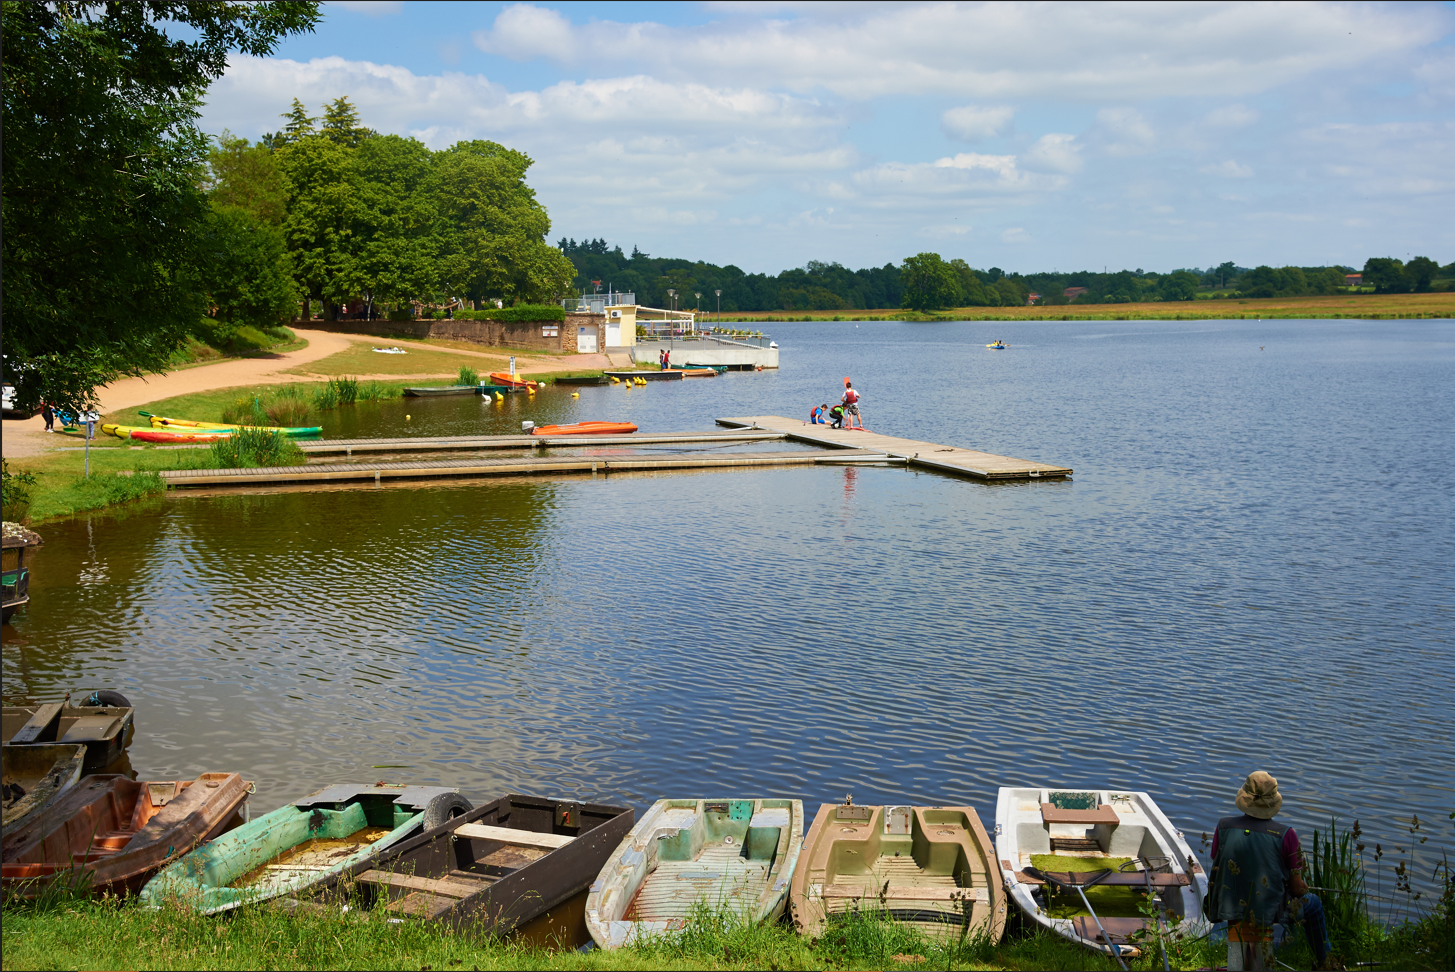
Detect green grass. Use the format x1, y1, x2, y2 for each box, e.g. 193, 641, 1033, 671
102, 381, 408, 431
0, 893, 1169, 971
1, 446, 216, 523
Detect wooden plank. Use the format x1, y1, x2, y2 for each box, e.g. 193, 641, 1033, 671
299, 430, 787, 455
454, 823, 575, 849
1041, 802, 1119, 825
1016, 869, 1189, 888
356, 870, 479, 897
821, 884, 987, 901
10, 703, 64, 744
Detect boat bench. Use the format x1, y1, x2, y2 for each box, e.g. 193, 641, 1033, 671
1015, 869, 1189, 887
1071, 915, 1149, 945
1040, 803, 1119, 825
453, 823, 574, 850
822, 884, 989, 902
357, 869, 480, 899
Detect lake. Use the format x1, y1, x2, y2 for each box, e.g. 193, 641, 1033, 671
5, 317, 1452, 895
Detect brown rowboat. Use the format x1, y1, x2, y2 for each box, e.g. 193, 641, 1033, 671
1, 772, 251, 897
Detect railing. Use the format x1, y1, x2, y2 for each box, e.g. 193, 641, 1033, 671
562, 293, 635, 314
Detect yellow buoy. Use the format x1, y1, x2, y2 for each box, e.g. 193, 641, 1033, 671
571, 392, 579, 398
405, 415, 411, 421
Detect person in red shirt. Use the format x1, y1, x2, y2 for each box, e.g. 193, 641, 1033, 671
840, 378, 863, 429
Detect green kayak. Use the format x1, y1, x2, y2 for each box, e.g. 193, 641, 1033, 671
138, 783, 468, 914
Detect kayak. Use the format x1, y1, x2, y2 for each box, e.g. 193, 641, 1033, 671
144, 414, 323, 437
531, 422, 638, 436
488, 372, 538, 389
103, 423, 229, 442
987, 343, 1008, 349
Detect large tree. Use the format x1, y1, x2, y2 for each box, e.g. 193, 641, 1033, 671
900, 252, 960, 311
1, 1, 319, 410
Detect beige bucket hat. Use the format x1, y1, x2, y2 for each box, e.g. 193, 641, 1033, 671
1236, 770, 1283, 819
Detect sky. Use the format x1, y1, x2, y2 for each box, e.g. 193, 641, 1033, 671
197, 0, 1455, 275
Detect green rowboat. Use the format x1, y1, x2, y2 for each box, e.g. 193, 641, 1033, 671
138, 783, 468, 914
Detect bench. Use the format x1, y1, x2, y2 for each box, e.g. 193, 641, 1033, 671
1015, 869, 1189, 887
1040, 802, 1120, 825
821, 884, 989, 902
356, 870, 481, 898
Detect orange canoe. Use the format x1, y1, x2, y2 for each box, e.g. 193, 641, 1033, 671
488, 372, 538, 389
531, 422, 638, 436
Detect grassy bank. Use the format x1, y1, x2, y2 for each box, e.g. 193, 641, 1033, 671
1, 894, 1191, 971
703, 291, 1454, 323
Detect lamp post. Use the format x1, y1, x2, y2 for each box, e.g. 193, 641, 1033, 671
715, 289, 721, 326
694, 292, 701, 333
666, 289, 676, 346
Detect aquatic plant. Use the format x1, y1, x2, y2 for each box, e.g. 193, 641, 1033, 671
456, 365, 479, 386
209, 427, 305, 469
311, 384, 338, 410
356, 380, 392, 402
329, 376, 359, 405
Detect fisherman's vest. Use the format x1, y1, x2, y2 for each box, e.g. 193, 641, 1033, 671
1206, 814, 1289, 926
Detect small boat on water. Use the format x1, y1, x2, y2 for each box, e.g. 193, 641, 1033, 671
402, 385, 478, 397
3, 522, 43, 623
604, 370, 681, 382
671, 364, 726, 375
586, 798, 803, 948
995, 786, 1208, 958
530, 422, 638, 436
3, 695, 136, 774
789, 800, 1005, 943
552, 375, 611, 386
488, 372, 538, 389
144, 414, 323, 437
138, 783, 468, 914
311, 794, 633, 939
1, 772, 251, 897
987, 342, 1008, 349
2, 744, 86, 836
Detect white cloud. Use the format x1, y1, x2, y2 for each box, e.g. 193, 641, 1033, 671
1022, 133, 1083, 173
1201, 160, 1254, 178
468, 2, 1451, 100
941, 105, 1014, 141
1002, 227, 1032, 243
1206, 104, 1260, 127
1095, 108, 1155, 156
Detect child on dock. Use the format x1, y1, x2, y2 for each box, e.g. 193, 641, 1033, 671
840, 379, 863, 429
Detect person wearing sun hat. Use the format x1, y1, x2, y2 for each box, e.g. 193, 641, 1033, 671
1207, 771, 1338, 971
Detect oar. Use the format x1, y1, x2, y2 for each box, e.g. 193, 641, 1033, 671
1024, 866, 1129, 972
138, 411, 154, 417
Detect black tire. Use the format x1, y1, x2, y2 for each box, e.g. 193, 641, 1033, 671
79, 690, 131, 708
422, 792, 472, 831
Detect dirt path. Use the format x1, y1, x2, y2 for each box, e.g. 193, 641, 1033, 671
2, 329, 627, 458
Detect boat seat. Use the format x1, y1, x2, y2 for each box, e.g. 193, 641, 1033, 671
356, 869, 479, 898
1015, 869, 1188, 887
1040, 803, 1119, 825
453, 823, 574, 850
821, 884, 989, 902
1071, 915, 1148, 945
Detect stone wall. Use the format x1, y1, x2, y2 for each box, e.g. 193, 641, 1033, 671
303, 313, 602, 354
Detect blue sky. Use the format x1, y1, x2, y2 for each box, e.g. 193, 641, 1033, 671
199, 1, 1455, 274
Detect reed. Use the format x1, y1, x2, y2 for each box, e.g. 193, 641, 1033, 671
456, 364, 480, 386
208, 428, 306, 469
330, 376, 359, 405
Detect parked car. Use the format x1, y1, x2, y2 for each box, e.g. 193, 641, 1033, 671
1, 383, 33, 419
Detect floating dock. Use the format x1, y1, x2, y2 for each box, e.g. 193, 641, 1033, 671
297, 429, 785, 456
716, 416, 1071, 481
160, 449, 898, 488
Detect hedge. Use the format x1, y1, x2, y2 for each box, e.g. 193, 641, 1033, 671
451, 304, 566, 323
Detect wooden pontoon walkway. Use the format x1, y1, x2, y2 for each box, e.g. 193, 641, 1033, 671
297, 429, 785, 456
161, 449, 898, 488
717, 416, 1070, 481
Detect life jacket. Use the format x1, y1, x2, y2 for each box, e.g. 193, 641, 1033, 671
1206, 814, 1290, 926
843, 388, 859, 404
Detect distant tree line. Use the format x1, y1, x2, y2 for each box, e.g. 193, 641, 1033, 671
561, 242, 1452, 314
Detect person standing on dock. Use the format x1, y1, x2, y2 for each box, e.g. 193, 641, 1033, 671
840, 379, 863, 429
1206, 771, 1336, 971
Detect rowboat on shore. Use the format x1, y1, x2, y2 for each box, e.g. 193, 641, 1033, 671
487, 372, 538, 389
1, 773, 251, 897
3, 523, 43, 623
3, 696, 135, 774
1, 744, 86, 836
143, 414, 323, 437
995, 787, 1208, 958
530, 422, 638, 436
789, 799, 1006, 943
139, 783, 470, 914
308, 794, 633, 942
586, 798, 803, 948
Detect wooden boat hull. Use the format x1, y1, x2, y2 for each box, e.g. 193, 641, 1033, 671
530, 422, 638, 436
139, 783, 464, 914
1, 773, 250, 897
994, 786, 1209, 957
402, 386, 478, 397
790, 802, 1006, 943
3, 703, 135, 774
552, 376, 610, 386
1, 744, 86, 836
2, 525, 42, 623
487, 373, 538, 389
312, 794, 633, 938
586, 798, 803, 948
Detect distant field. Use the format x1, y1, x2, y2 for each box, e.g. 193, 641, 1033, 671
707, 291, 1454, 322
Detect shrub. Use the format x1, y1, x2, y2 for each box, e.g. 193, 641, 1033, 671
3, 460, 38, 522
220, 396, 268, 426
387, 308, 414, 321
453, 304, 566, 323
209, 427, 306, 469
456, 365, 479, 386
330, 377, 358, 405
264, 399, 312, 427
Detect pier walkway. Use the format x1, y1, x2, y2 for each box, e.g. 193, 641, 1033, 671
160, 448, 897, 488
297, 429, 785, 456
716, 416, 1070, 481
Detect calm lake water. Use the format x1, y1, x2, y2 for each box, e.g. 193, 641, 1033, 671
5, 318, 1453, 891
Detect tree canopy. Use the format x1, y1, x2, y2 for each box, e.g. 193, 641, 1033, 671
1, 0, 320, 410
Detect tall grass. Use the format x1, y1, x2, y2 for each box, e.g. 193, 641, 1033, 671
209, 428, 306, 469
456, 364, 480, 385
331, 376, 359, 405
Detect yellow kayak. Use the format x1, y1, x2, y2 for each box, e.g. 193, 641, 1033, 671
144, 413, 322, 437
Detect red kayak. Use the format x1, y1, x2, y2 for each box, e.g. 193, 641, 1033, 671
531, 422, 638, 436
127, 429, 233, 444
488, 372, 538, 389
